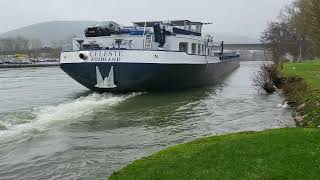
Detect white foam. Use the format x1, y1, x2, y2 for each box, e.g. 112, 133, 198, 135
0, 93, 140, 142
277, 102, 288, 109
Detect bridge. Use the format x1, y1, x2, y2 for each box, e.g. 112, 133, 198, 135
224, 44, 268, 61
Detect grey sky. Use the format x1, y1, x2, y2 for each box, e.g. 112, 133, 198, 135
0, 0, 292, 39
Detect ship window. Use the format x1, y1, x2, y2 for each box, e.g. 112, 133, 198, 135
179, 42, 188, 53
191, 43, 197, 54
198, 44, 201, 54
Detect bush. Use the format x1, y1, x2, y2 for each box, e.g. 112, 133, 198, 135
253, 63, 278, 94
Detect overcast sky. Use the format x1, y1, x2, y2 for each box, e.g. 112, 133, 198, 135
0, 0, 292, 39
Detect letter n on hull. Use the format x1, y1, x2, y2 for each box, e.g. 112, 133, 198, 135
95, 66, 117, 89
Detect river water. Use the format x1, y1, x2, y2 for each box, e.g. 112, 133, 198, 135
0, 62, 294, 180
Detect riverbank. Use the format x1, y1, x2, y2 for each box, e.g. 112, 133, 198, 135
281, 61, 320, 127
110, 128, 320, 179
0, 63, 59, 68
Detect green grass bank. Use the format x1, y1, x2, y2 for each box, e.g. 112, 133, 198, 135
110, 128, 320, 180
282, 61, 320, 89
281, 61, 320, 127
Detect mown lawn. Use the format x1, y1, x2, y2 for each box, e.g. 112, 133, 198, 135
282, 61, 320, 89
110, 128, 320, 180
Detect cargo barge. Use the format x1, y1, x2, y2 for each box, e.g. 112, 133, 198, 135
60, 20, 240, 93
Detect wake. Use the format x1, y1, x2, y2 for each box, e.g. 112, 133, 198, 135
0, 93, 140, 142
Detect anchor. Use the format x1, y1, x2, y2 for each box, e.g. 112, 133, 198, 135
95, 66, 117, 89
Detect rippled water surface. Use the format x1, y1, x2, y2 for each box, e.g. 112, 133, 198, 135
0, 62, 294, 179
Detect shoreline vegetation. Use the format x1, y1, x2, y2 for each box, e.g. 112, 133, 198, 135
281, 61, 320, 127
254, 60, 320, 127
257, 0, 320, 127
110, 128, 320, 179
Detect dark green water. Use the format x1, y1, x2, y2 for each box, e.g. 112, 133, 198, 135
0, 62, 294, 179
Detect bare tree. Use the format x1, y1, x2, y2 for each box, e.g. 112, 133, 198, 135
261, 0, 320, 64
261, 21, 284, 66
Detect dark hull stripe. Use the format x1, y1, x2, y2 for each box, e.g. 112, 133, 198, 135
60, 59, 240, 93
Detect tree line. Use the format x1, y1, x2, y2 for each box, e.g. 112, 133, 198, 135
0, 37, 44, 55
261, 0, 320, 64
0, 35, 74, 58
